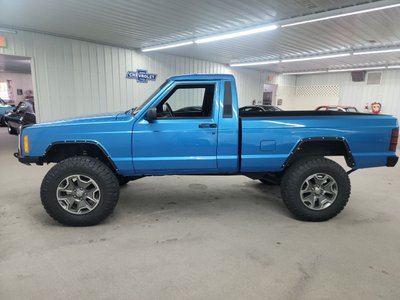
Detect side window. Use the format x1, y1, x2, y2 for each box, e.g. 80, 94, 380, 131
223, 81, 232, 118
157, 84, 215, 118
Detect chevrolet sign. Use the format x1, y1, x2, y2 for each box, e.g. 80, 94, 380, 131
126, 69, 157, 83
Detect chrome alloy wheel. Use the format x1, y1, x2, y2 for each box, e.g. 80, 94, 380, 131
56, 174, 101, 214
299, 173, 338, 211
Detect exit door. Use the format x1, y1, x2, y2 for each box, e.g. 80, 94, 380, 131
263, 84, 277, 105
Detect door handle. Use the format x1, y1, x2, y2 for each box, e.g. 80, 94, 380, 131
199, 123, 217, 128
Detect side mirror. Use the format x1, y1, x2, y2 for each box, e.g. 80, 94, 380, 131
145, 107, 157, 122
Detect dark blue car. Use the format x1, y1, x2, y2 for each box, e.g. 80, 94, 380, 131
0, 98, 14, 126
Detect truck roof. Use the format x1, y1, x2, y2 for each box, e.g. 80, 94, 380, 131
168, 74, 235, 81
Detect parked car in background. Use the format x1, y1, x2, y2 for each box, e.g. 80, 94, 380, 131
0, 98, 15, 126
4, 99, 36, 135
316, 105, 359, 113
0, 98, 16, 106
239, 105, 282, 115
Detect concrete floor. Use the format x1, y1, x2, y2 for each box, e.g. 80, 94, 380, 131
0, 127, 399, 300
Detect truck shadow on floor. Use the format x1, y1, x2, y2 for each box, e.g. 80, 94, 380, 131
32, 178, 292, 227
114, 178, 291, 222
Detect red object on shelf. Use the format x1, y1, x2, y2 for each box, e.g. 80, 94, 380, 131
0, 36, 6, 48
371, 102, 381, 114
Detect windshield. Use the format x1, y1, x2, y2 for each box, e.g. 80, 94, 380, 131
131, 81, 168, 115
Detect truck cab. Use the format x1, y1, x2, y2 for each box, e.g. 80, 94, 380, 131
131, 74, 239, 174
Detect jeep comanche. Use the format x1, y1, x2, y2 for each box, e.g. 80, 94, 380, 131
15, 74, 399, 226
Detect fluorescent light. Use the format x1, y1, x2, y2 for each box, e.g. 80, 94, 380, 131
387, 65, 400, 69
281, 53, 350, 63
354, 48, 400, 55
141, 41, 193, 52
282, 71, 328, 75
195, 24, 278, 44
0, 28, 17, 34
231, 52, 351, 67
328, 66, 386, 72
282, 3, 400, 27
230, 60, 280, 67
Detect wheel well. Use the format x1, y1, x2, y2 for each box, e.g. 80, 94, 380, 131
44, 143, 117, 173
284, 139, 355, 168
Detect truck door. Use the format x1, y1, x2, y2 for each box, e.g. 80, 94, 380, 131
132, 81, 219, 174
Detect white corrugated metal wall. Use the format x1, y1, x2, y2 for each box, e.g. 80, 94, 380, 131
294, 71, 400, 118
275, 74, 296, 110
0, 30, 268, 122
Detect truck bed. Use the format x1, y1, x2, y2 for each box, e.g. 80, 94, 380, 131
239, 112, 397, 173
239, 110, 380, 118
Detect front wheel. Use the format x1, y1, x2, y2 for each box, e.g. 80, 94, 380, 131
280, 157, 351, 221
40, 156, 120, 226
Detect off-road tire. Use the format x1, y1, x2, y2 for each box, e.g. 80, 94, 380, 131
40, 156, 120, 226
281, 157, 351, 221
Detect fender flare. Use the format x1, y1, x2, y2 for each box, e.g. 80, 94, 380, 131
283, 137, 355, 168
43, 140, 118, 172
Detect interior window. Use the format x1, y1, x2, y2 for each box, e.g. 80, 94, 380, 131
0, 82, 9, 100
156, 84, 215, 118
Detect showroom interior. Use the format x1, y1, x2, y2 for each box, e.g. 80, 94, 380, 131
0, 0, 399, 299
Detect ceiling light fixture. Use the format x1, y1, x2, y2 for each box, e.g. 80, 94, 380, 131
354, 48, 400, 55
141, 41, 193, 52
281, 53, 351, 63
231, 52, 352, 67
282, 3, 400, 27
230, 60, 280, 67
387, 65, 400, 69
195, 24, 278, 44
327, 66, 386, 72
282, 70, 328, 75
0, 28, 17, 34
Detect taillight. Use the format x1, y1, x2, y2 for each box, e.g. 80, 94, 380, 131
390, 128, 399, 151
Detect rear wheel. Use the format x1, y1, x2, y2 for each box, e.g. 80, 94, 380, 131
280, 157, 351, 221
40, 156, 120, 226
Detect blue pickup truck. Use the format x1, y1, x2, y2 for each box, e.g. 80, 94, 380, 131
15, 74, 398, 226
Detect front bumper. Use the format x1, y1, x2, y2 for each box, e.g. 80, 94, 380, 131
386, 156, 399, 167
14, 152, 43, 165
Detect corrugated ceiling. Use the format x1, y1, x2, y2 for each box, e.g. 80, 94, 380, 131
1, 0, 399, 72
